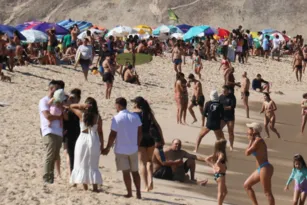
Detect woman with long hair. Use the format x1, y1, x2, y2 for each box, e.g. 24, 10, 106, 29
69, 97, 103, 192
244, 122, 275, 205
205, 139, 228, 205
132, 96, 164, 192
260, 93, 281, 138
174, 72, 188, 124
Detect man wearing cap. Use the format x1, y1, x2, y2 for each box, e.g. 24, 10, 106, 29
103, 97, 143, 199
219, 85, 236, 151
272, 35, 281, 61
187, 73, 205, 126
39, 80, 64, 184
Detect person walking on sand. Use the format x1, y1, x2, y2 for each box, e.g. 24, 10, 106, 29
241, 72, 250, 118
102, 97, 143, 199
284, 154, 307, 205
260, 93, 281, 139
69, 97, 104, 192
191, 50, 203, 79
39, 80, 63, 184
172, 42, 185, 73
293, 49, 304, 82
194, 90, 225, 152
301, 93, 307, 134
174, 72, 188, 125
132, 96, 164, 192
46, 28, 57, 65
76, 38, 92, 81
187, 74, 205, 126
205, 139, 228, 205
102, 53, 114, 99
244, 122, 275, 205
220, 85, 237, 151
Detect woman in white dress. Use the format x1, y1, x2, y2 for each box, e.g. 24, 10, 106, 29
68, 97, 104, 192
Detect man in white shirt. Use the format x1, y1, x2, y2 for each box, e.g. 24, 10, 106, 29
103, 97, 143, 199
39, 80, 63, 184
272, 35, 281, 61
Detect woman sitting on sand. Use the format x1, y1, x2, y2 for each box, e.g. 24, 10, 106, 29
174, 72, 188, 124
301, 93, 307, 134
260, 93, 281, 138
205, 139, 228, 205
244, 122, 275, 205
192, 50, 203, 79
132, 96, 164, 192
69, 97, 103, 192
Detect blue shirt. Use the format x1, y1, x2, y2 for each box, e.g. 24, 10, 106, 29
262, 38, 269, 50
286, 167, 307, 185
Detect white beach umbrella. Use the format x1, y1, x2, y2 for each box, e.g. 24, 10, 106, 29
171, 33, 184, 39
21, 29, 48, 43
77, 28, 103, 39
107, 26, 137, 37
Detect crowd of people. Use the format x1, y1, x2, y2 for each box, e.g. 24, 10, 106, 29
35, 24, 307, 205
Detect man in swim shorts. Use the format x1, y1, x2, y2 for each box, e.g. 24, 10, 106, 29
171, 41, 185, 73
241, 72, 250, 118
71, 24, 79, 49
187, 74, 205, 126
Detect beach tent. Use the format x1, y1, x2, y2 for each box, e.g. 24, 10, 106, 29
183, 25, 210, 41
21, 30, 48, 43
217, 28, 230, 38
16, 21, 42, 31
107, 26, 137, 37
134, 25, 152, 34
24, 22, 69, 35
152, 25, 182, 35
0, 24, 26, 40
176, 24, 193, 33
57, 19, 93, 33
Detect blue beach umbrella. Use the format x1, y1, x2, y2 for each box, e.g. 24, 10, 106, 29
262, 28, 276, 34
176, 24, 193, 33
183, 25, 210, 41
0, 24, 26, 40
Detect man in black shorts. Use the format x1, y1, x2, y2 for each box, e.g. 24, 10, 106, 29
219, 85, 236, 151
187, 74, 205, 126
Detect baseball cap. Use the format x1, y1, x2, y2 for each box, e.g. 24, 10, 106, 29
246, 122, 262, 133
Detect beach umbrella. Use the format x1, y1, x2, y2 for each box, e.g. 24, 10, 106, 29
204, 26, 217, 35
16, 21, 42, 31
217, 28, 230, 38
250, 31, 259, 39
77, 28, 103, 39
21, 29, 48, 43
176, 24, 193, 33
152, 25, 181, 35
134, 25, 152, 34
171, 33, 184, 39
183, 25, 210, 41
107, 26, 137, 37
269, 32, 290, 42
0, 24, 26, 40
261, 28, 277, 34
25, 22, 69, 35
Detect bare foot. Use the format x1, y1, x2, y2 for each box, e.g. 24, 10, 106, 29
193, 149, 197, 153
148, 182, 153, 191
124, 194, 133, 198
192, 119, 197, 124
136, 191, 141, 199
198, 179, 208, 186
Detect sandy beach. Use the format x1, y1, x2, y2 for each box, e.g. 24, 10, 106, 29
0, 54, 307, 205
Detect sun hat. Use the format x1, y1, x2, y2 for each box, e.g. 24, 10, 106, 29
246, 122, 262, 133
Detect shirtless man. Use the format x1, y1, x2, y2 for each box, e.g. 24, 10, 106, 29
71, 24, 80, 48
152, 139, 207, 184
187, 74, 205, 126
123, 65, 140, 85
102, 54, 114, 99
172, 42, 185, 73
0, 32, 6, 73
225, 67, 241, 94
293, 49, 304, 82
241, 72, 250, 118
137, 40, 147, 53
46, 28, 57, 65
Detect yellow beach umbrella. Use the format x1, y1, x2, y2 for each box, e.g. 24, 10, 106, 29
250, 31, 259, 39
134, 25, 152, 34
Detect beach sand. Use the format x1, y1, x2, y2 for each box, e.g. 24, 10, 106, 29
0, 55, 306, 205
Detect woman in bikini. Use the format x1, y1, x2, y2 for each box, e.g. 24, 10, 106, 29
205, 139, 228, 205
293, 49, 304, 82
244, 122, 275, 205
192, 50, 203, 79
174, 72, 188, 124
260, 93, 281, 138
301, 93, 307, 134
219, 55, 232, 84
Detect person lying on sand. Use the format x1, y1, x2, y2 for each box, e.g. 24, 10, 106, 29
152, 139, 208, 185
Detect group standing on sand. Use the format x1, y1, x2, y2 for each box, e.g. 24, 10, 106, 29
34, 23, 307, 205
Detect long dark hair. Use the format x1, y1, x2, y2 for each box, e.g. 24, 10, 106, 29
293, 154, 307, 169
83, 97, 99, 127
263, 92, 271, 101
135, 97, 154, 121
214, 139, 227, 164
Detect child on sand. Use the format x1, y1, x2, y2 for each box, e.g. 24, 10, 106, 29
205, 139, 228, 205
284, 154, 307, 205
48, 89, 65, 127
